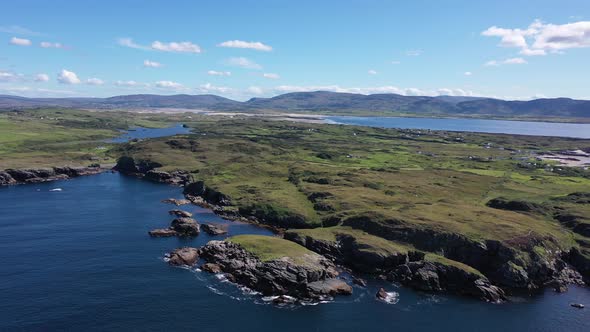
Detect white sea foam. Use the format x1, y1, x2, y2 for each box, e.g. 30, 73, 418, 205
379, 291, 400, 304
49, 188, 62, 192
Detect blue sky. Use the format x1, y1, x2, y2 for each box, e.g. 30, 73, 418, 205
1, 0, 589, 100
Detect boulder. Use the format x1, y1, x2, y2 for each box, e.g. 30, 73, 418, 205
170, 217, 200, 236
352, 276, 367, 287
201, 263, 222, 273
162, 198, 191, 206
168, 209, 193, 218
376, 287, 389, 301
201, 223, 228, 236
148, 228, 178, 237
167, 247, 199, 266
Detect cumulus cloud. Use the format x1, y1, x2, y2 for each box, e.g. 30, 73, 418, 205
269, 85, 474, 97
0, 71, 25, 82
151, 41, 201, 53
143, 60, 162, 68
225, 57, 262, 69
368, 69, 377, 75
482, 19, 590, 56
10, 37, 31, 46
118, 38, 149, 50
155, 80, 184, 89
197, 83, 233, 94
484, 57, 527, 66
217, 40, 272, 51
263, 73, 280, 79
115, 80, 145, 87
57, 69, 81, 84
40, 41, 64, 48
35, 73, 49, 82
118, 38, 201, 53
86, 78, 104, 85
207, 70, 231, 76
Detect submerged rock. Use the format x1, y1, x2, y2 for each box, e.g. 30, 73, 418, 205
148, 228, 178, 237
168, 209, 193, 218
376, 287, 389, 301
201, 223, 228, 236
353, 276, 367, 287
167, 247, 199, 266
162, 198, 191, 206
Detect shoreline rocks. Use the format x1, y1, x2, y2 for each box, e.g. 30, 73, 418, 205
0, 166, 104, 186
168, 209, 193, 218
198, 240, 352, 301
167, 247, 199, 266
201, 223, 228, 236
149, 217, 200, 237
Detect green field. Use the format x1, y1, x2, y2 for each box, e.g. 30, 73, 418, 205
2, 108, 590, 285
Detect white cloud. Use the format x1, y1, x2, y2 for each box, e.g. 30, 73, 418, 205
0, 25, 42, 36
115, 80, 144, 87
263, 73, 280, 79
57, 69, 81, 84
405, 49, 422, 56
143, 60, 162, 68
504, 57, 527, 64
207, 70, 231, 76
197, 83, 233, 94
226, 57, 262, 69
155, 80, 184, 89
217, 40, 272, 51
368, 69, 377, 75
151, 41, 201, 53
34, 73, 49, 82
40, 41, 63, 48
86, 78, 104, 85
0, 71, 23, 82
10, 37, 31, 46
482, 20, 590, 56
118, 38, 149, 50
247, 86, 264, 95
391, 60, 401, 65
485, 57, 527, 66
464, 71, 473, 76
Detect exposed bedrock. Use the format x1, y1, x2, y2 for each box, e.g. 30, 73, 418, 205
0, 166, 103, 186
198, 240, 352, 300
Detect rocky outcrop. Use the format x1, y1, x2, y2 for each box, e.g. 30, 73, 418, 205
338, 215, 581, 293
201, 223, 228, 236
115, 156, 191, 185
183, 181, 232, 206
171, 218, 200, 236
388, 261, 505, 302
161, 198, 191, 206
0, 166, 103, 186
168, 209, 193, 218
166, 247, 199, 266
198, 240, 352, 300
149, 217, 200, 237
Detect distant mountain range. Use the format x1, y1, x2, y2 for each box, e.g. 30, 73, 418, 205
1, 91, 589, 119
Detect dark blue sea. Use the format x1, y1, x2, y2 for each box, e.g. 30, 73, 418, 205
1, 173, 588, 331
325, 116, 590, 138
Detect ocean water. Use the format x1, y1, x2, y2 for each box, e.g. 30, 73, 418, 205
325, 116, 590, 139
0, 173, 588, 331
